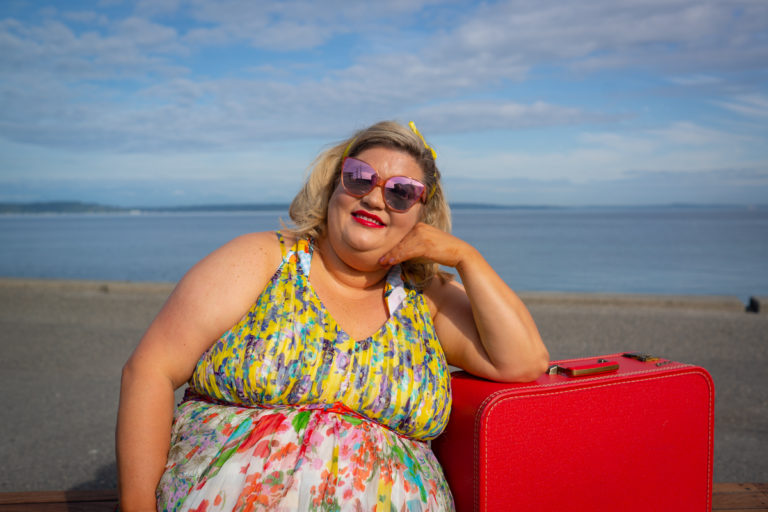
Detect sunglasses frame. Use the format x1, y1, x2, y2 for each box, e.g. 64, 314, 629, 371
340, 157, 427, 213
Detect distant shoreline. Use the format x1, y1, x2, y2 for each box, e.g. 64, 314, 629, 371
2, 200, 766, 215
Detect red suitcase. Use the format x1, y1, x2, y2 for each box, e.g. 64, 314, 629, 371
432, 353, 715, 511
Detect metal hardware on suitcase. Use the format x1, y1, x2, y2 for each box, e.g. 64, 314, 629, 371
432, 353, 715, 512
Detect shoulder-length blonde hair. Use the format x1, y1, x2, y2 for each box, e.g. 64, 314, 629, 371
286, 120, 452, 289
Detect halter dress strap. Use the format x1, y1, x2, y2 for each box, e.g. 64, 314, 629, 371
275, 231, 314, 276
384, 264, 407, 316
275, 230, 287, 259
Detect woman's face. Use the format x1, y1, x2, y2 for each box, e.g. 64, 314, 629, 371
324, 146, 425, 271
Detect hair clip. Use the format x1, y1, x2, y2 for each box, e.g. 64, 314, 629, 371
342, 137, 357, 159
408, 121, 437, 160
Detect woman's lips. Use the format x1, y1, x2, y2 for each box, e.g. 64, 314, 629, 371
352, 210, 386, 228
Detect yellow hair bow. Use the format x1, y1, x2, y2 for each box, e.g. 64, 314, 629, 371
409, 121, 437, 160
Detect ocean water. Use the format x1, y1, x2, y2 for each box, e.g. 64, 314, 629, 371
1, 207, 766, 302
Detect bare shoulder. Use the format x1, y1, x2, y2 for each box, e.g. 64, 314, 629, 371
180, 230, 284, 300
216, 230, 284, 265
162, 230, 286, 334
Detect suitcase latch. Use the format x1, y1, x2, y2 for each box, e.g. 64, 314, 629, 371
547, 360, 620, 377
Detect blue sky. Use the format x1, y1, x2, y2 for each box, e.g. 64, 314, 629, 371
1, 0, 766, 207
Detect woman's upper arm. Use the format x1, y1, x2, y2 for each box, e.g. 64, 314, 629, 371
425, 279, 499, 378
124, 231, 283, 388
425, 277, 548, 382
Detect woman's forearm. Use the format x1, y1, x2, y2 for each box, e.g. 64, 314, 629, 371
116, 362, 176, 511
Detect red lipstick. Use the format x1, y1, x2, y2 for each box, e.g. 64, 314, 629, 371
352, 210, 386, 228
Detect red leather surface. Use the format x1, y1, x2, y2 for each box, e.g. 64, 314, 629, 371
432, 354, 715, 512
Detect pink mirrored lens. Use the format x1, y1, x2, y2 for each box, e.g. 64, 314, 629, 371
384, 177, 425, 211
342, 159, 377, 196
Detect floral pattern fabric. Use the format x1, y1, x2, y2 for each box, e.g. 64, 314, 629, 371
156, 233, 454, 511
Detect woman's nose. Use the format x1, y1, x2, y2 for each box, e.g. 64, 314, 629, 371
361, 183, 387, 209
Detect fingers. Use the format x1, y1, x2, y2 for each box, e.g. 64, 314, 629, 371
380, 223, 462, 267
379, 228, 423, 266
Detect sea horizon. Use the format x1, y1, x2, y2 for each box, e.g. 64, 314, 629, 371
2, 199, 768, 215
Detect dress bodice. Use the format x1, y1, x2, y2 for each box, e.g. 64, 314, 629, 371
188, 233, 451, 440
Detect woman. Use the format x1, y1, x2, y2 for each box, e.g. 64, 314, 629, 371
116, 121, 549, 511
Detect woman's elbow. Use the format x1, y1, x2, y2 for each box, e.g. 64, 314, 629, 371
120, 354, 151, 386
498, 348, 550, 383
522, 353, 551, 381
120, 357, 138, 387
120, 353, 178, 393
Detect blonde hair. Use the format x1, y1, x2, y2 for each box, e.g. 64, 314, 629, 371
286, 120, 452, 289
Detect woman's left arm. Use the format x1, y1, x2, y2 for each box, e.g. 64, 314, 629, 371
380, 223, 550, 382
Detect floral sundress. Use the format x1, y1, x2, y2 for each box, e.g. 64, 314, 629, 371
156, 233, 455, 511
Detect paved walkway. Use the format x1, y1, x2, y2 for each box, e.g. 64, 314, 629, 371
0, 278, 765, 491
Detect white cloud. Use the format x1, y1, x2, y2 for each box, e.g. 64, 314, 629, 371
114, 16, 180, 49
62, 10, 110, 25
414, 101, 605, 132
0, 16, 187, 83
668, 74, 721, 87
439, 0, 768, 74
646, 121, 752, 146
443, 121, 764, 183
716, 94, 768, 118
178, 0, 440, 50
135, 0, 183, 18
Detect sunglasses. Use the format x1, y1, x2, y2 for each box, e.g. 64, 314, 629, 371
340, 157, 427, 212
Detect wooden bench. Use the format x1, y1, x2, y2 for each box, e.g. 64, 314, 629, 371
0, 490, 118, 511
0, 484, 766, 511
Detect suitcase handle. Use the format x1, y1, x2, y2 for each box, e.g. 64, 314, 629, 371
548, 360, 620, 377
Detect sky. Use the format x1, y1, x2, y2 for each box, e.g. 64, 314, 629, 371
0, 0, 767, 207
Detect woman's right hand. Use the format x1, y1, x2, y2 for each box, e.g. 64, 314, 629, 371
378, 222, 469, 269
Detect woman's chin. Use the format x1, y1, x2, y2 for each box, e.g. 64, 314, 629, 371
342, 249, 390, 273
341, 232, 391, 259
318, 234, 388, 274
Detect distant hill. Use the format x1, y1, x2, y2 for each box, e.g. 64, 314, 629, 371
0, 201, 128, 214
0, 201, 292, 214
144, 203, 290, 212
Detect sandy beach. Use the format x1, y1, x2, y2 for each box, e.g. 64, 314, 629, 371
0, 277, 766, 491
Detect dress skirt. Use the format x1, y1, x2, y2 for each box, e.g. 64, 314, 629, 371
156, 398, 455, 511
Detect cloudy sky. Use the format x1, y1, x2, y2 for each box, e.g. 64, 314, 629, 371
1, 0, 766, 207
